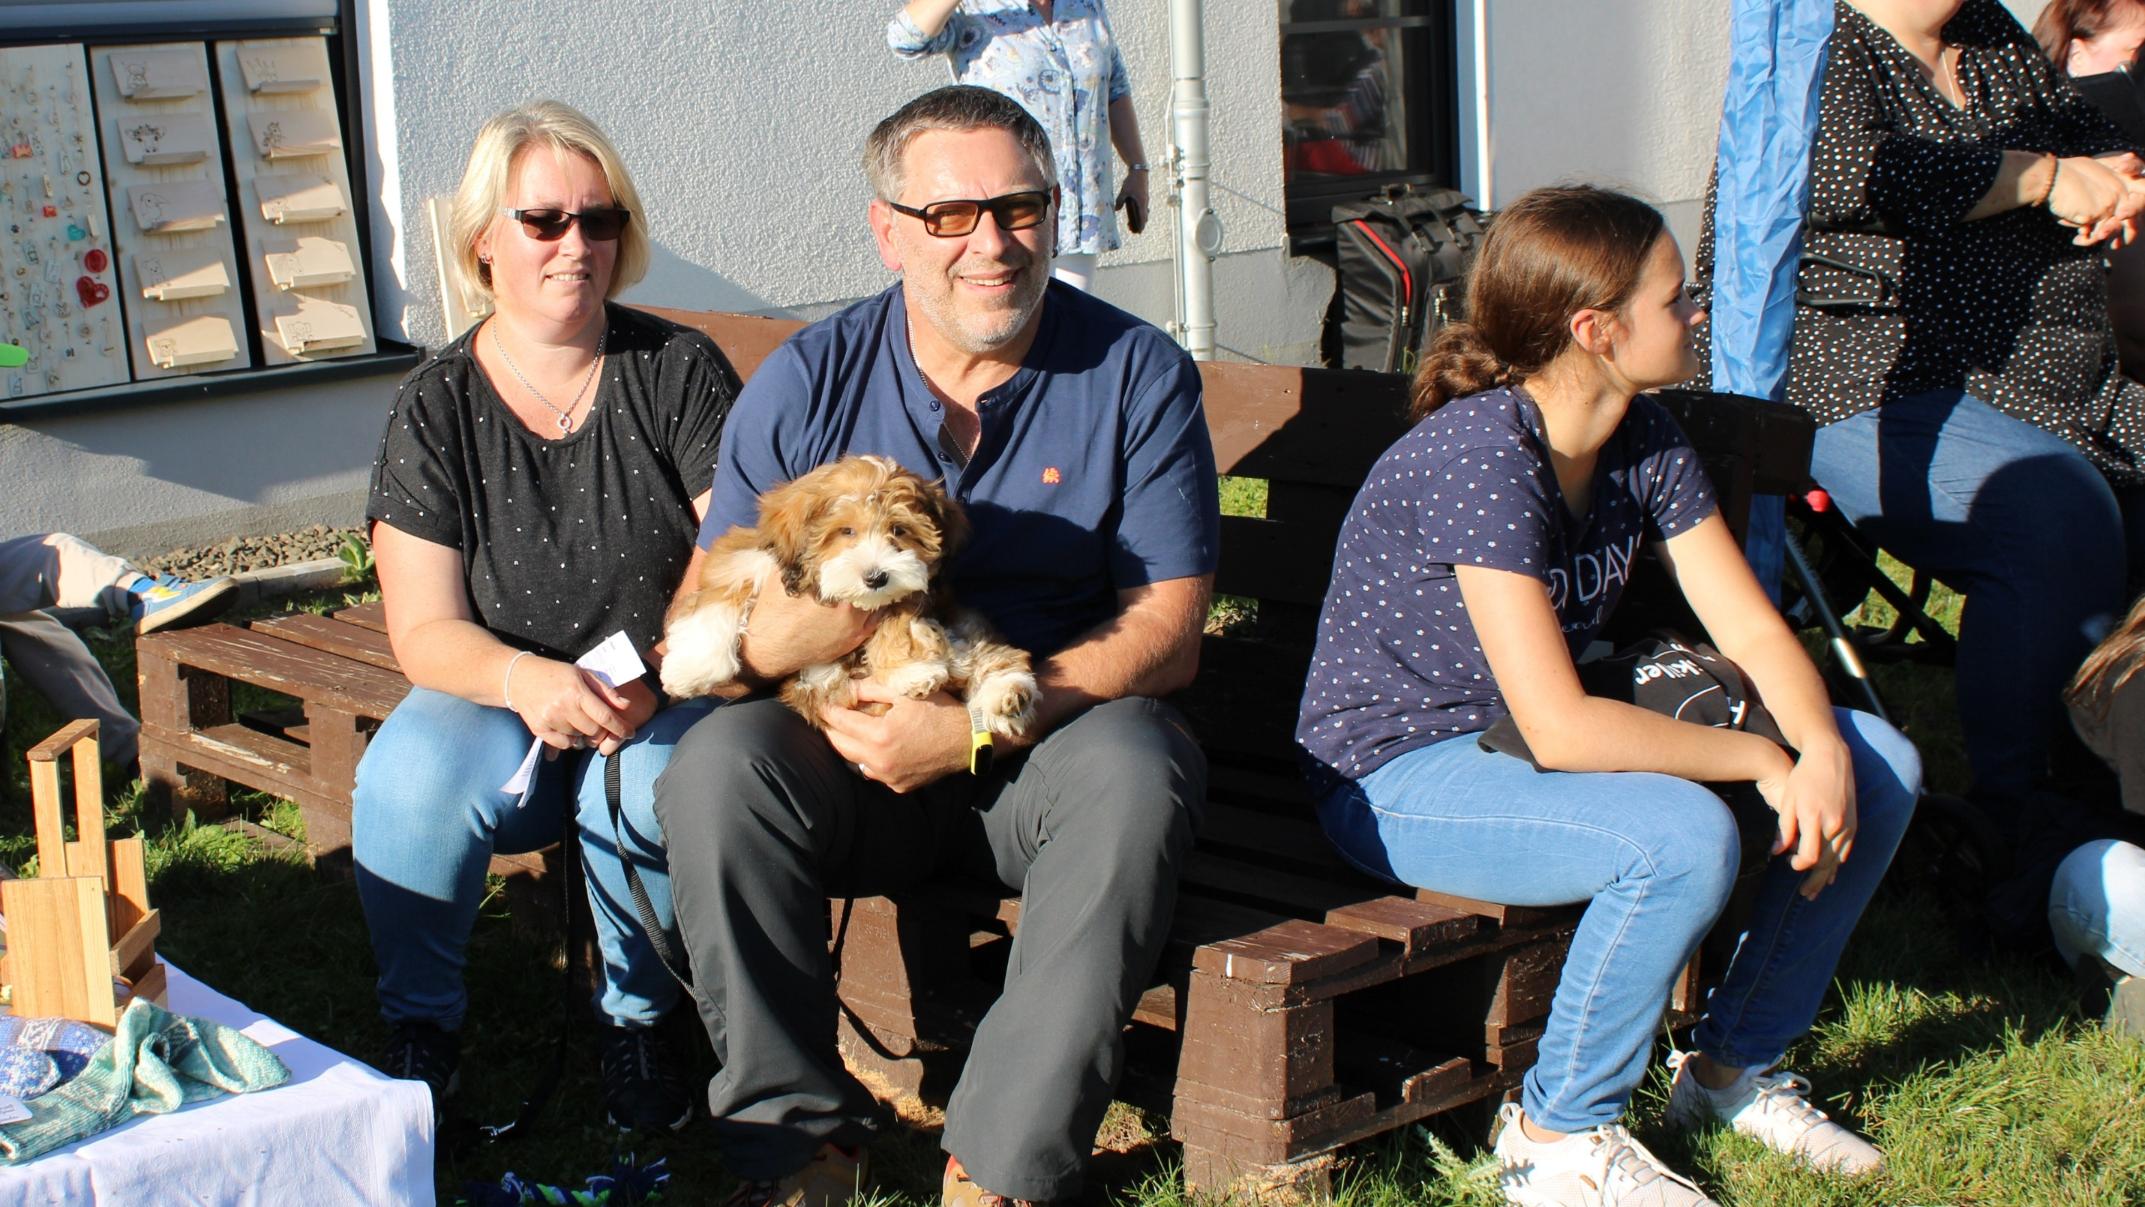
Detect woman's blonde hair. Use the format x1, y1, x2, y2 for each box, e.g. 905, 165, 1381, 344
447, 100, 649, 311
2071, 592, 2145, 715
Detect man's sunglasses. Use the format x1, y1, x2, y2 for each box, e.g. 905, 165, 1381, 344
500, 206, 632, 241
885, 190, 1053, 238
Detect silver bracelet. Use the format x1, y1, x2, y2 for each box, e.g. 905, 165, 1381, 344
502, 650, 532, 710
1125, 161, 1150, 173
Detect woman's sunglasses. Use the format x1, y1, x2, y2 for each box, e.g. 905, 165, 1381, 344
500, 206, 632, 241
885, 190, 1053, 238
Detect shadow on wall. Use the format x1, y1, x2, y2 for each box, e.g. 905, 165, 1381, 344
632, 240, 781, 317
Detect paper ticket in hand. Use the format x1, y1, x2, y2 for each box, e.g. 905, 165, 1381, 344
500, 632, 650, 806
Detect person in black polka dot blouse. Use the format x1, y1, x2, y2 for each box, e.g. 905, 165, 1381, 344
355, 102, 736, 1136
1299, 187, 1923, 1206
1698, 0, 2145, 801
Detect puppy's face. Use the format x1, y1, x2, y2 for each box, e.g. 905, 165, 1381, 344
758, 455, 967, 608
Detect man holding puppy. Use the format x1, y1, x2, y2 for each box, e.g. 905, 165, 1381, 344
653, 85, 1218, 1207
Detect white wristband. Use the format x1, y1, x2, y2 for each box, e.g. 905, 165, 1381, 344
502, 650, 532, 711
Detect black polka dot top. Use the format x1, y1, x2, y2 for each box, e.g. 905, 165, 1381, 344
1697, 0, 2145, 488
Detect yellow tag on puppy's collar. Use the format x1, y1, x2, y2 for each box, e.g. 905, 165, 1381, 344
967, 703, 994, 777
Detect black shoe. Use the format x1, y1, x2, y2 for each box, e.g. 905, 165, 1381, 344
599, 1020, 694, 1134
381, 1020, 461, 1117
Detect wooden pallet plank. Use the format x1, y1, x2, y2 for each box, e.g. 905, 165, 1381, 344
252, 611, 401, 671
136, 624, 411, 719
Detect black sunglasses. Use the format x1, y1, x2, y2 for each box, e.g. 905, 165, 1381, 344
500, 206, 632, 241
885, 189, 1053, 238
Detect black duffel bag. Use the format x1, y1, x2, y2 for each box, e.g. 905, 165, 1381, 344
1323, 184, 1487, 374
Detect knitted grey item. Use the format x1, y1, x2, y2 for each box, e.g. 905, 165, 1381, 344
0, 995, 291, 1164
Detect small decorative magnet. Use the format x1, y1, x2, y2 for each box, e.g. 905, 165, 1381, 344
75, 170, 91, 187
65, 223, 85, 241
83, 247, 106, 273
41, 205, 56, 218
75, 275, 109, 307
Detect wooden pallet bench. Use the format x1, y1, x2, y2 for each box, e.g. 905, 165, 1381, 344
134, 602, 548, 886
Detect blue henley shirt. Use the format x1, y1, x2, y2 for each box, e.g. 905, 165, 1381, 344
700, 281, 1220, 658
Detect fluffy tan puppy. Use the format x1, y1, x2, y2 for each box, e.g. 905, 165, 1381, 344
660, 454, 1037, 738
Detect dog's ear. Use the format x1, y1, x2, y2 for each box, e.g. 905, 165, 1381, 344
756, 477, 820, 596
928, 477, 970, 560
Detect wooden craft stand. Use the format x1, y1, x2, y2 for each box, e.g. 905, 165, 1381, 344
0, 720, 165, 1029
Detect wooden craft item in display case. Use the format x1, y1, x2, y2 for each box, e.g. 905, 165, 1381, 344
145, 314, 239, 369
255, 171, 345, 225
272, 295, 366, 356
265, 235, 355, 291
235, 43, 324, 94
106, 48, 206, 100
0, 721, 166, 1030
118, 113, 215, 166
247, 109, 341, 161
93, 42, 253, 380
128, 179, 226, 233
135, 246, 231, 301
218, 36, 374, 365
1, 45, 130, 400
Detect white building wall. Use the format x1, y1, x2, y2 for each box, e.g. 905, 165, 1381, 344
7, 0, 1740, 549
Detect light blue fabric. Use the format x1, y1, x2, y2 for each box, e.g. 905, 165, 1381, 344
1710, 0, 1832, 599
889, 0, 1131, 255
1318, 708, 1919, 1133
2049, 838, 2145, 979
352, 687, 714, 1029
0, 997, 290, 1165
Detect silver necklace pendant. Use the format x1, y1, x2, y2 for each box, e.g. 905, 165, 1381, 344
493, 320, 607, 435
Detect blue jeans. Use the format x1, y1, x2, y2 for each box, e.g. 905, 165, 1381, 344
2048, 838, 2145, 979
1810, 391, 2143, 794
352, 686, 714, 1030
1318, 709, 1920, 1134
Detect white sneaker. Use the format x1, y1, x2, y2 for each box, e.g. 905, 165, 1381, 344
1492, 1102, 1719, 1207
1664, 1050, 1884, 1176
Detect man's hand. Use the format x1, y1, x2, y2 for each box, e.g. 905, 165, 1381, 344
593, 678, 662, 757
1755, 740, 1857, 900
739, 585, 875, 682
820, 680, 970, 794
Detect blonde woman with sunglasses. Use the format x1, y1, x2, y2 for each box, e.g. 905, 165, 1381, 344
354, 99, 739, 1135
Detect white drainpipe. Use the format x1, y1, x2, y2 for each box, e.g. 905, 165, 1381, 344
1167, 0, 1220, 360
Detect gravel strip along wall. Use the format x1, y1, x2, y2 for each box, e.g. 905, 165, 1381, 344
137, 525, 365, 580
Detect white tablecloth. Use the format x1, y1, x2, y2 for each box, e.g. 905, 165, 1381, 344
0, 962, 434, 1205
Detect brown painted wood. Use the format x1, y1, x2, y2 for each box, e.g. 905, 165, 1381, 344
252, 611, 402, 671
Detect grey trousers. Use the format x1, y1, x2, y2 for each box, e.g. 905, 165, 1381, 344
653, 694, 1204, 1201
0, 534, 141, 767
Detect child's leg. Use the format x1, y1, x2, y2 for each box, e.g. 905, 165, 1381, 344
1327, 739, 1741, 1133
1689, 709, 1921, 1068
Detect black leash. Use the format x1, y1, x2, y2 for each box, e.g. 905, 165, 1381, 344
481, 759, 586, 1142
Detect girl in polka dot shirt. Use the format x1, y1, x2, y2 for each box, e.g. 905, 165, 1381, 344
1297, 187, 1924, 1207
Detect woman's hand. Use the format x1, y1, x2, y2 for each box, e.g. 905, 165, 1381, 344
508, 656, 639, 753
2049, 154, 2143, 246
1115, 167, 1150, 235
1755, 740, 1857, 900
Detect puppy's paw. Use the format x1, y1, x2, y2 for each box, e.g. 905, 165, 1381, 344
660, 606, 745, 698
883, 658, 951, 700
969, 669, 1038, 739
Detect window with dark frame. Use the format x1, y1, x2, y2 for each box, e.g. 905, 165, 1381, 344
1280, 0, 1460, 251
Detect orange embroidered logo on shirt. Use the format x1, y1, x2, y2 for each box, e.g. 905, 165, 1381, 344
1041, 467, 1062, 485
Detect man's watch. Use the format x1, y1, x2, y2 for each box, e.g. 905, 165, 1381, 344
967, 703, 995, 777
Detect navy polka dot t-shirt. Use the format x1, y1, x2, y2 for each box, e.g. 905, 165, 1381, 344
1295, 386, 1716, 790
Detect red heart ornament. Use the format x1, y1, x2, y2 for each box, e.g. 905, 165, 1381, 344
83, 248, 108, 273
76, 276, 110, 307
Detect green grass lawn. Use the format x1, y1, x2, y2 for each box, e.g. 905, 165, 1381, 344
1, 567, 2139, 1205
